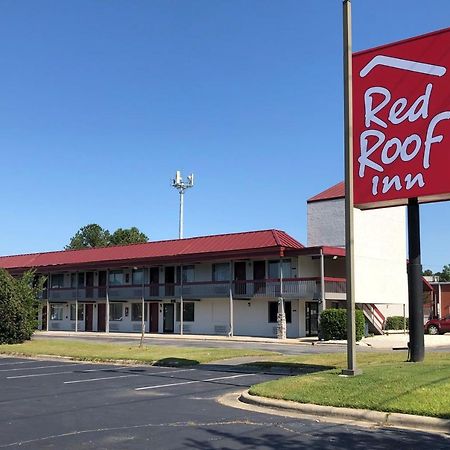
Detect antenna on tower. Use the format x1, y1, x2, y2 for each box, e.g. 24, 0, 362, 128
172, 171, 194, 239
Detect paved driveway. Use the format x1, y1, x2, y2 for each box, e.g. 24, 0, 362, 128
0, 356, 449, 449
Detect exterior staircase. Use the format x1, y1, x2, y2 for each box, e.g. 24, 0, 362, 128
362, 303, 385, 335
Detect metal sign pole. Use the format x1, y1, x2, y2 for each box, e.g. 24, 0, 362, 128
407, 198, 425, 362
342, 0, 361, 376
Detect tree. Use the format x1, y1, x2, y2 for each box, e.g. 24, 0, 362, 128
436, 264, 450, 282
422, 269, 434, 277
65, 224, 111, 250
0, 269, 45, 344
65, 224, 149, 249
110, 227, 149, 246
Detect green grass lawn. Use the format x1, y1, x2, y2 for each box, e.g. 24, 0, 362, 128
0, 339, 275, 366
249, 352, 450, 419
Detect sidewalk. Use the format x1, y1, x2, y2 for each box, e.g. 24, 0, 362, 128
360, 333, 450, 349
35, 330, 450, 349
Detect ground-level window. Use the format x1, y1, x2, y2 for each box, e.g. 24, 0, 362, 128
50, 304, 64, 320
131, 303, 148, 321
268, 301, 291, 323
109, 303, 123, 321
70, 304, 84, 321
176, 302, 195, 322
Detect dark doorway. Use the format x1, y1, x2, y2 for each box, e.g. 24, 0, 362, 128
97, 303, 106, 332
85, 304, 94, 331
234, 261, 247, 295
41, 305, 47, 330
163, 303, 174, 333
306, 302, 319, 336
86, 272, 95, 298
165, 267, 175, 297
150, 267, 160, 297
253, 261, 266, 295
149, 303, 159, 332
98, 271, 107, 298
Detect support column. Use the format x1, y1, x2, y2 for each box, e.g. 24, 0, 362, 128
318, 250, 326, 339
46, 299, 50, 331
140, 269, 145, 348
320, 250, 326, 312
75, 272, 78, 333
277, 260, 286, 339
106, 269, 110, 333
407, 197, 425, 362
229, 261, 234, 337
180, 265, 184, 335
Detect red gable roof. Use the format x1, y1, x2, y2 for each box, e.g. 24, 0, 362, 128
0, 229, 304, 272
308, 182, 344, 203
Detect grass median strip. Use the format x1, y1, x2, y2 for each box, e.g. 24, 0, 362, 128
248, 352, 450, 419
0, 339, 276, 366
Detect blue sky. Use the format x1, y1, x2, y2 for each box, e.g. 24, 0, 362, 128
0, 0, 449, 272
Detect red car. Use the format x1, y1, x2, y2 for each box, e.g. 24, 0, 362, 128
424, 316, 450, 335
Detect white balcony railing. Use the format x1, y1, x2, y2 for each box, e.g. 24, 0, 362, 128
45, 277, 347, 301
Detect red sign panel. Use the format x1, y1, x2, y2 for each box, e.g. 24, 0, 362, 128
353, 27, 450, 209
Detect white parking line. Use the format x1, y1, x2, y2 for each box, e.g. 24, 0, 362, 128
135, 373, 255, 391
0, 363, 81, 372
0, 360, 37, 366
64, 374, 138, 384
6, 366, 130, 380
61, 368, 195, 385
144, 368, 196, 376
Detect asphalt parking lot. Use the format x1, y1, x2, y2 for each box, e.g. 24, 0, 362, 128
0, 356, 449, 449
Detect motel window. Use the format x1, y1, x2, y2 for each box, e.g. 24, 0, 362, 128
268, 301, 291, 323
176, 265, 195, 283
176, 302, 195, 322
131, 303, 148, 322
50, 304, 64, 320
212, 263, 230, 282
109, 303, 123, 321
109, 270, 124, 286
268, 260, 292, 279
51, 274, 65, 289
78, 273, 85, 287
70, 304, 84, 321
132, 269, 144, 286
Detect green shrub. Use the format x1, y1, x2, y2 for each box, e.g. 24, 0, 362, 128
319, 308, 365, 341
385, 315, 408, 330
0, 269, 44, 344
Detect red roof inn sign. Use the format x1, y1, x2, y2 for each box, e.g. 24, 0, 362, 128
353, 27, 450, 209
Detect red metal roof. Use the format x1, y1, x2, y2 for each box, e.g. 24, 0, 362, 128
307, 182, 344, 203
0, 229, 304, 272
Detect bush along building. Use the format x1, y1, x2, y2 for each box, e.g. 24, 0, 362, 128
0, 182, 429, 338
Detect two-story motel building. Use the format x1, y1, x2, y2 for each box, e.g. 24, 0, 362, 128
0, 229, 347, 338
0, 182, 413, 337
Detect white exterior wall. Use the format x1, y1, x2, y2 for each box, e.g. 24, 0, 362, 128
308, 199, 345, 247
353, 206, 408, 307
307, 197, 408, 309
297, 255, 319, 277
173, 298, 302, 338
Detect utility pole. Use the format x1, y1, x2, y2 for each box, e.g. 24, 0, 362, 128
342, 0, 361, 376
172, 171, 194, 239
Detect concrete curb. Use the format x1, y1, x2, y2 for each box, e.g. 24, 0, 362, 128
240, 391, 450, 434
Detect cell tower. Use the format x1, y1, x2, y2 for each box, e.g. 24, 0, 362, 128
171, 171, 194, 239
